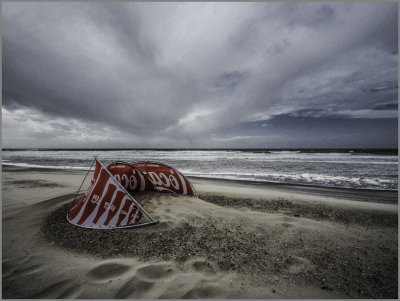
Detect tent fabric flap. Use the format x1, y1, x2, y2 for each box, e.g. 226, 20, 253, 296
67, 160, 155, 229
132, 162, 196, 196
107, 162, 154, 194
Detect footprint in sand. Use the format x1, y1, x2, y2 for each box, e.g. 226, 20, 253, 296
189, 259, 218, 275
87, 262, 131, 281
135, 263, 175, 280
284, 256, 312, 273
115, 276, 154, 298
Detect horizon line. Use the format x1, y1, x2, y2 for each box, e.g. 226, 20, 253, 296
2, 147, 398, 151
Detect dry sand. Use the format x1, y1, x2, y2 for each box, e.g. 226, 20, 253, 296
2, 166, 398, 298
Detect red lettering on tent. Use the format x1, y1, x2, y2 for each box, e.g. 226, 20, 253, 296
133, 162, 195, 196
107, 163, 153, 193
159, 173, 170, 187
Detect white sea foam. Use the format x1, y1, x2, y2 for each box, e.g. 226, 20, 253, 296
2, 149, 397, 190
2, 161, 88, 170
182, 170, 394, 189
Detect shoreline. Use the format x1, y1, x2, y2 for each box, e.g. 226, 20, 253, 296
188, 175, 398, 204
2, 167, 398, 298
3, 165, 398, 204
190, 174, 399, 193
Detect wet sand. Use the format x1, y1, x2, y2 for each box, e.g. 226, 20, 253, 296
2, 166, 398, 298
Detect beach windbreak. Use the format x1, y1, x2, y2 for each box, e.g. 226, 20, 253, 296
67, 160, 157, 229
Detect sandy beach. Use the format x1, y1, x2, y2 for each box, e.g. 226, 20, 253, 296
2, 166, 398, 299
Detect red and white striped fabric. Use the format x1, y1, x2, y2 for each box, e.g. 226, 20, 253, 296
67, 160, 143, 229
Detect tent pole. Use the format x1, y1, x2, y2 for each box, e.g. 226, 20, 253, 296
72, 159, 95, 203
98, 160, 157, 223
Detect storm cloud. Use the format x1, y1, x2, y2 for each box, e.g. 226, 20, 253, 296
2, 2, 398, 148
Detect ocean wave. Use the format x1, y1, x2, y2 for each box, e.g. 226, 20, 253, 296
2, 149, 397, 191
182, 170, 396, 190
1, 162, 88, 170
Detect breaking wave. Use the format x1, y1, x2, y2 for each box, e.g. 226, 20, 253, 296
2, 149, 398, 191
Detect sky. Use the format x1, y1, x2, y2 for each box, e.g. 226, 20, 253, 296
2, 2, 398, 149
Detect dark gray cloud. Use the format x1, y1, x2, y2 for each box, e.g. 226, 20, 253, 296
2, 2, 398, 148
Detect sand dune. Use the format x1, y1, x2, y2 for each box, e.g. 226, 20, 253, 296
2, 167, 398, 298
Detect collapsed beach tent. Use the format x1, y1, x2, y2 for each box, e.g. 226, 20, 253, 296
67, 160, 158, 229
67, 159, 196, 229
107, 161, 196, 196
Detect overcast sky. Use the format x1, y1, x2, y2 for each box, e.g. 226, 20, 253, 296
2, 2, 398, 148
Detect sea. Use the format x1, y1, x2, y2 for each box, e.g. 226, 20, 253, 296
2, 149, 398, 191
